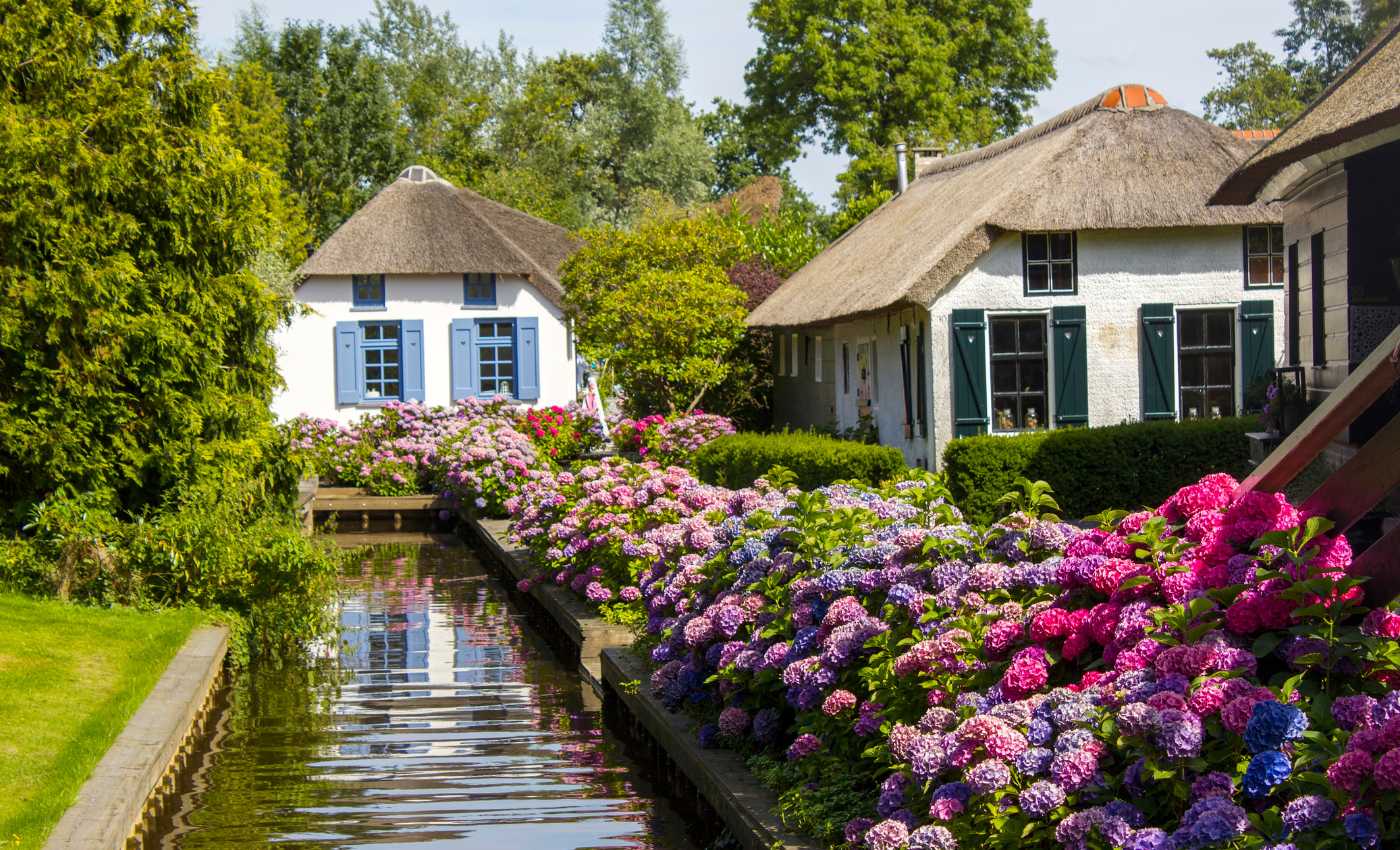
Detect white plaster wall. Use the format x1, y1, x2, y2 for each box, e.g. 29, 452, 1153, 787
925, 227, 1287, 463
272, 274, 575, 423
826, 308, 936, 469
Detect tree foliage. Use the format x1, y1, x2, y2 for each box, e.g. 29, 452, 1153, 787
0, 0, 298, 519
1203, 0, 1398, 128
744, 0, 1056, 202
562, 214, 750, 414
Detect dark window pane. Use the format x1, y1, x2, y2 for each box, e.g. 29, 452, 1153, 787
1270, 226, 1284, 254
1271, 256, 1285, 284
364, 324, 382, 341
1207, 388, 1235, 418
498, 363, 514, 378
1247, 227, 1269, 255
1051, 262, 1074, 292
1206, 310, 1232, 346
1249, 257, 1271, 284
1207, 353, 1234, 386
365, 365, 381, 381
994, 403, 1018, 432
1026, 233, 1048, 262
1021, 395, 1046, 429
991, 320, 1017, 354
1181, 389, 1205, 420
1180, 313, 1204, 348
1019, 319, 1044, 353
1049, 232, 1073, 261
993, 362, 1018, 392
383, 365, 399, 380
1022, 362, 1046, 393
481, 363, 496, 378
1027, 264, 1049, 292
383, 382, 399, 398
1181, 354, 1204, 387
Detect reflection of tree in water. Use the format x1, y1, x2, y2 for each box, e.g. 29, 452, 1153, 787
165, 542, 690, 849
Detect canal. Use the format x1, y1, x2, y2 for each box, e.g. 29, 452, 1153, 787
156, 536, 698, 850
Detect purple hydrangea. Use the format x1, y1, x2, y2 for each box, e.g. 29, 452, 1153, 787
966, 758, 1012, 794
1018, 780, 1067, 818
1281, 794, 1336, 833
907, 825, 958, 850
785, 733, 822, 760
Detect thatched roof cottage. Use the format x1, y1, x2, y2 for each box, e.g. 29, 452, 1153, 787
273, 166, 580, 422
1212, 19, 1400, 467
749, 85, 1285, 467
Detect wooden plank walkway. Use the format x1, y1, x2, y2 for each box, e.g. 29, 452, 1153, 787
309, 486, 452, 532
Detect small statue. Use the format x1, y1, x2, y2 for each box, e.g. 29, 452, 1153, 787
996, 408, 1015, 431
1025, 407, 1039, 429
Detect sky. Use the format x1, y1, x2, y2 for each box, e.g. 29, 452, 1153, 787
193, 0, 1295, 207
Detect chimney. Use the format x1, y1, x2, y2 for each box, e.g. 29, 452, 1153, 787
911, 144, 945, 177
894, 142, 908, 194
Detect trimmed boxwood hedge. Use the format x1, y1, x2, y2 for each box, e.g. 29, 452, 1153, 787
693, 432, 907, 490
942, 417, 1256, 523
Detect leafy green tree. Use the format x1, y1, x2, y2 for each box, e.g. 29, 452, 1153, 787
1201, 42, 1307, 129
744, 0, 1055, 198
701, 98, 795, 197
0, 0, 298, 518
1202, 0, 1398, 128
562, 213, 750, 413
234, 13, 406, 242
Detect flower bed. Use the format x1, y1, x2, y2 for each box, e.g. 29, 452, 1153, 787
284, 401, 735, 515
506, 456, 1400, 850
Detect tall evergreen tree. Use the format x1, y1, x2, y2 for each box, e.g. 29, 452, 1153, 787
0, 0, 299, 514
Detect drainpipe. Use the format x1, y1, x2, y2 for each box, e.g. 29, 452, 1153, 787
894, 142, 908, 194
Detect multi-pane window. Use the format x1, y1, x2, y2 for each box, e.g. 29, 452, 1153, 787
1245, 225, 1285, 287
476, 320, 516, 397
353, 274, 385, 308
990, 316, 1048, 431
464, 272, 496, 306
1178, 309, 1235, 419
1024, 232, 1076, 294
360, 321, 401, 400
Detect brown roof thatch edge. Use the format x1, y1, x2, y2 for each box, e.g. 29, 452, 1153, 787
918, 95, 1099, 179
1212, 20, 1400, 204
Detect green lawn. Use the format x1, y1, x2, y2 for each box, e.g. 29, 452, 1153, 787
0, 594, 202, 848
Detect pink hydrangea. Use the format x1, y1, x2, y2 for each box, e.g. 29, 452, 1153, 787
823, 689, 858, 717
1000, 647, 1049, 699
1030, 608, 1073, 642
1375, 748, 1400, 789
718, 706, 749, 737
983, 618, 1023, 657
786, 733, 822, 760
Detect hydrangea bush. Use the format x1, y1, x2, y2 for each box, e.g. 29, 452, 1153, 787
611, 412, 737, 465
510, 460, 1400, 850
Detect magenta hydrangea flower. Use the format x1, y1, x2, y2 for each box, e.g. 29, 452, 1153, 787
786, 733, 822, 761
717, 706, 749, 737
823, 689, 858, 717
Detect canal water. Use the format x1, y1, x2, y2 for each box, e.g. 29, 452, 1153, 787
158, 537, 697, 850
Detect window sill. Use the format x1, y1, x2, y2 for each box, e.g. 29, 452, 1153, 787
350, 306, 387, 313
1022, 289, 1077, 297
1243, 284, 1285, 290
461, 303, 498, 310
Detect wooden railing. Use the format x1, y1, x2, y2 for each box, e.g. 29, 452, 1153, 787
1235, 322, 1400, 602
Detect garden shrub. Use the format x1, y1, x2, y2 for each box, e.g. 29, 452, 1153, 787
507, 450, 1400, 849
0, 436, 338, 663
943, 417, 1255, 523
693, 431, 906, 490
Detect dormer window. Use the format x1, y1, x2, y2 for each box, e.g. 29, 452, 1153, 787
1023, 232, 1077, 295
352, 274, 385, 309
464, 273, 497, 307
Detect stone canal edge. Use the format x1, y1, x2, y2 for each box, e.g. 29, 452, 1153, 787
44, 624, 229, 850
465, 515, 818, 850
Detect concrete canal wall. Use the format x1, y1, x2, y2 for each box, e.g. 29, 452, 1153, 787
44, 625, 228, 850
464, 516, 819, 850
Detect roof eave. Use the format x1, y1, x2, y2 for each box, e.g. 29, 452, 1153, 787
1212, 112, 1400, 204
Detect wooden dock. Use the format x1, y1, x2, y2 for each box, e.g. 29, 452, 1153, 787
308, 486, 453, 532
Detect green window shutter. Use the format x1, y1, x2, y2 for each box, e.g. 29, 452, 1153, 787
950, 309, 988, 437
1240, 299, 1276, 398
1140, 303, 1176, 420
1052, 305, 1088, 427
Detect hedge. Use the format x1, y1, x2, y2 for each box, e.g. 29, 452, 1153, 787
942, 417, 1255, 523
693, 432, 907, 490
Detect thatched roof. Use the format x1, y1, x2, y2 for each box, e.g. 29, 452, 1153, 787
1213, 19, 1400, 204
710, 176, 784, 223
297, 166, 577, 306
748, 85, 1281, 329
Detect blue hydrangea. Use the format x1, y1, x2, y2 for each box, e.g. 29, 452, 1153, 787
791, 626, 821, 657
1242, 750, 1292, 798
1344, 812, 1379, 848
1244, 701, 1308, 754
1027, 716, 1055, 746
1014, 747, 1054, 776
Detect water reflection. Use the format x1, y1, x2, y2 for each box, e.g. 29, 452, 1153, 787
161, 538, 694, 850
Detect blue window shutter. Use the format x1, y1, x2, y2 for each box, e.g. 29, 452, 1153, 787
517, 317, 540, 401
450, 318, 478, 401
401, 319, 425, 401
334, 321, 361, 405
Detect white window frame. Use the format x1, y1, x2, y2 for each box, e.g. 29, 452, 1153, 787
814, 335, 824, 383
789, 333, 800, 377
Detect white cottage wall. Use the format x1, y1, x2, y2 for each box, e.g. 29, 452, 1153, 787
272, 273, 575, 423
926, 227, 1286, 462
827, 308, 936, 468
